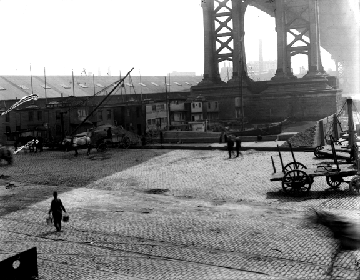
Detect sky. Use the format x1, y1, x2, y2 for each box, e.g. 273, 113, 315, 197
0, 0, 335, 76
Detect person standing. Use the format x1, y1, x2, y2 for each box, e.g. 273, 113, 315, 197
227, 135, 235, 159
235, 136, 242, 157
48, 191, 66, 232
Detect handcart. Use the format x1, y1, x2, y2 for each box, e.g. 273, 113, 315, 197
270, 140, 358, 193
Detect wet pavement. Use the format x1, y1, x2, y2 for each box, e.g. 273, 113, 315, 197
1, 149, 360, 279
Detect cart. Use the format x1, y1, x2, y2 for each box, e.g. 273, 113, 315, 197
91, 125, 131, 152
270, 140, 358, 193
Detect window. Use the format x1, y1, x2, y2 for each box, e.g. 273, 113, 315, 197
37, 111, 42, 121
126, 109, 130, 117
151, 119, 156, 124
136, 107, 140, 118
5, 113, 9, 122
215, 102, 218, 109
199, 103, 202, 108
208, 102, 211, 109
152, 105, 156, 111
192, 103, 195, 108
6, 126, 11, 133
107, 109, 111, 120
56, 111, 60, 120
98, 110, 103, 121
147, 119, 151, 125
29, 111, 34, 121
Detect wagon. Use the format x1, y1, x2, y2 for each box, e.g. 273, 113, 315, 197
270, 139, 358, 193
90, 125, 131, 152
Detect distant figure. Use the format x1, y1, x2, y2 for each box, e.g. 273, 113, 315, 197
257, 135, 263, 142
227, 135, 235, 159
219, 131, 224, 144
235, 136, 242, 157
107, 127, 112, 140
160, 131, 164, 145
224, 133, 228, 143
48, 191, 66, 232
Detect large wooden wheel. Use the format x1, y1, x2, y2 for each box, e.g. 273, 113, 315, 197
282, 170, 312, 193
349, 175, 360, 193
314, 146, 325, 158
122, 136, 131, 149
326, 175, 342, 189
283, 162, 307, 173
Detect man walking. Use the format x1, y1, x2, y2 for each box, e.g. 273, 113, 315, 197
227, 135, 235, 159
49, 191, 66, 232
235, 136, 242, 157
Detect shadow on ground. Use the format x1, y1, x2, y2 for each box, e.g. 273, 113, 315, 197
266, 189, 359, 202
0, 148, 170, 216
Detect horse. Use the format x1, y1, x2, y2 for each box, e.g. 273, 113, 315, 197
62, 134, 92, 156
0, 146, 13, 164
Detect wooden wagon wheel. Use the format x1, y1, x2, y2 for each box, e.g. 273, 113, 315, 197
282, 170, 312, 193
314, 146, 325, 158
122, 136, 131, 149
97, 142, 107, 152
349, 175, 360, 193
283, 162, 307, 173
326, 175, 342, 189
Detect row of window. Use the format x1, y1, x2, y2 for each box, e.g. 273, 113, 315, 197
0, 81, 198, 91
147, 117, 168, 126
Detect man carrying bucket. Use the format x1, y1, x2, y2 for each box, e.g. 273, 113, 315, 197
48, 191, 67, 232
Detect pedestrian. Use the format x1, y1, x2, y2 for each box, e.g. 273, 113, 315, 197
107, 127, 112, 140
219, 131, 224, 144
227, 135, 235, 158
235, 136, 242, 157
224, 133, 228, 143
48, 191, 66, 232
159, 131, 164, 145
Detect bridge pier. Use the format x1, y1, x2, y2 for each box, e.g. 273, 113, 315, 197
194, 0, 343, 123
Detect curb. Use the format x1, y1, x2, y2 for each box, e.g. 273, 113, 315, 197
129, 145, 315, 152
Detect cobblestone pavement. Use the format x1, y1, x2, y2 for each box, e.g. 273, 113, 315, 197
1, 149, 360, 279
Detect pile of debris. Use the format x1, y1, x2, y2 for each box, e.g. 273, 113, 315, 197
281, 125, 316, 148
118, 129, 141, 145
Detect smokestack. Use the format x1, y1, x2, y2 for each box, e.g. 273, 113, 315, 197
259, 39, 264, 76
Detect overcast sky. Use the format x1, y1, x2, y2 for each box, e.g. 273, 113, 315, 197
0, 0, 334, 76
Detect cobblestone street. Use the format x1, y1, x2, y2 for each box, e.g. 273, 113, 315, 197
1, 149, 360, 279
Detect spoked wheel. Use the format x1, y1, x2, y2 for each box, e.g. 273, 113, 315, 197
282, 170, 312, 193
326, 175, 342, 189
349, 175, 360, 193
283, 162, 307, 173
314, 146, 325, 158
97, 142, 107, 152
122, 136, 130, 149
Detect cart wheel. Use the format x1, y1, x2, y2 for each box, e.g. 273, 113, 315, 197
349, 175, 360, 193
97, 142, 107, 152
314, 146, 325, 158
282, 170, 312, 193
283, 162, 307, 173
326, 175, 342, 189
122, 136, 130, 149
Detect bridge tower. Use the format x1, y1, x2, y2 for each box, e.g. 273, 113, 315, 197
193, 0, 342, 123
